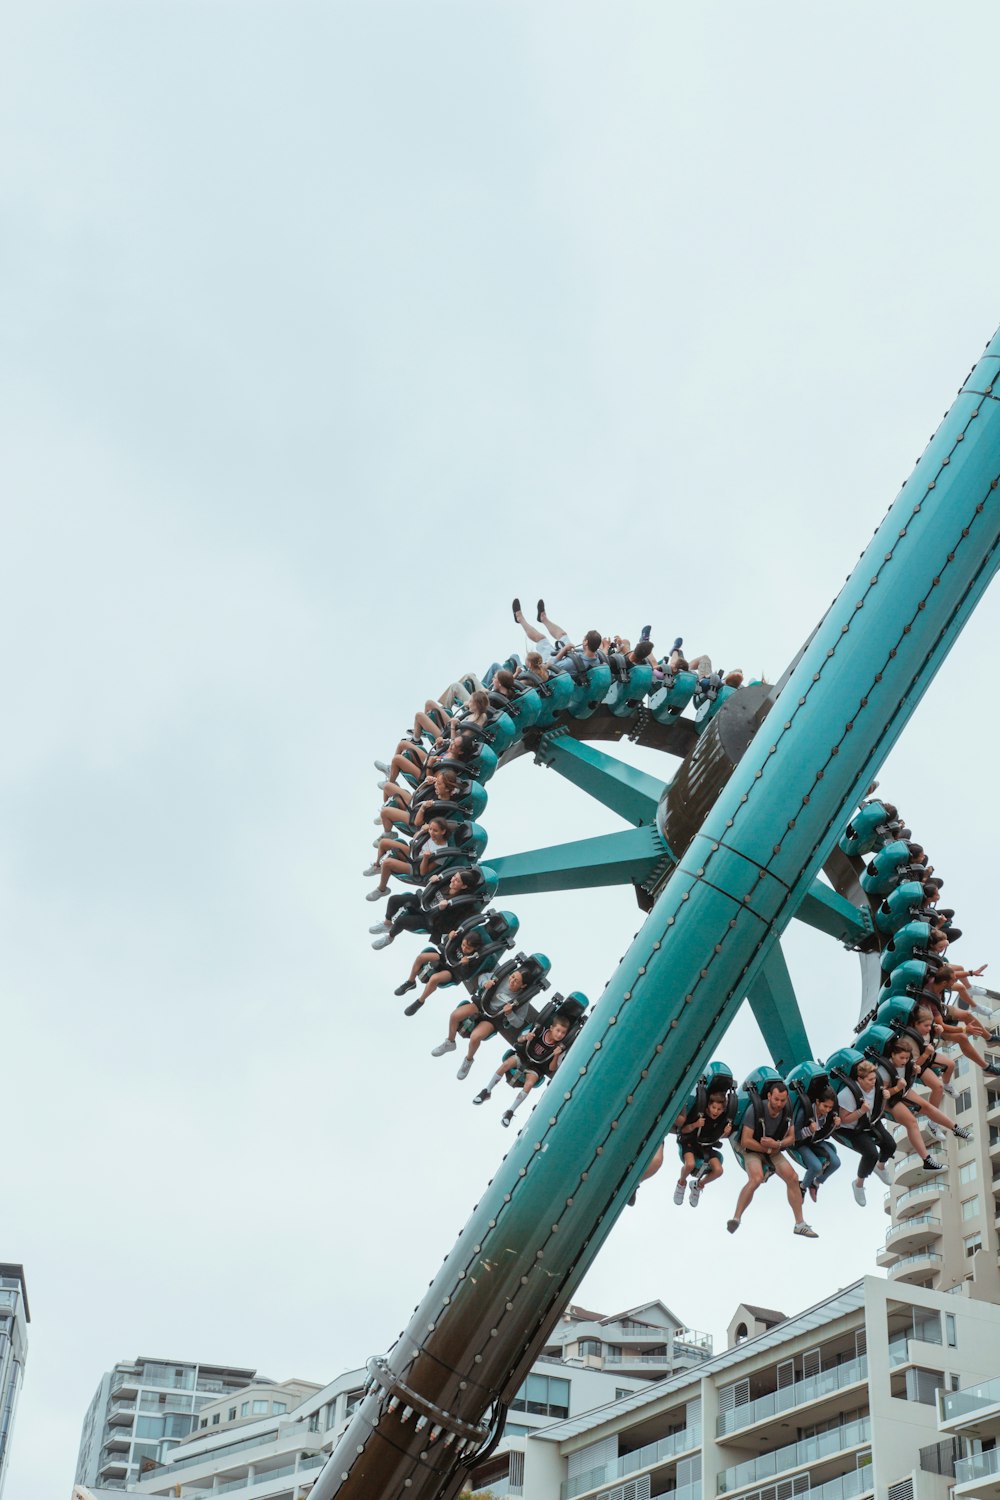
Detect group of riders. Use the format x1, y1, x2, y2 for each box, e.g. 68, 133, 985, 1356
363, 606, 996, 1230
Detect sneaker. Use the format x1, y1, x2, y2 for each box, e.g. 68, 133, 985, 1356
627, 1191, 637, 1207
673, 1183, 685, 1206
374, 760, 390, 774
922, 1157, 946, 1173
394, 979, 416, 996
456, 1057, 473, 1081
873, 1163, 892, 1185
726, 1218, 740, 1234
365, 887, 388, 902
793, 1222, 819, 1239
986, 1063, 1000, 1077
376, 779, 389, 791
511, 597, 521, 620
431, 1040, 456, 1057
403, 999, 423, 1017
852, 1180, 867, 1207
808, 1183, 819, 1203
953, 1124, 973, 1141
640, 624, 652, 641
371, 934, 392, 950
943, 1081, 958, 1098
472, 1089, 491, 1105
925, 1119, 945, 1140
688, 1183, 701, 1208
501, 1110, 514, 1127
369, 921, 389, 935
536, 598, 546, 622
362, 863, 380, 877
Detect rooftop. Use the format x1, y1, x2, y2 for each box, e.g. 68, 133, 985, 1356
0, 1263, 30, 1323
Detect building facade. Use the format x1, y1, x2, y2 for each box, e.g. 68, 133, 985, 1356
74, 1357, 261, 1491
0, 1264, 29, 1500
487, 1276, 1000, 1500
122, 1357, 646, 1500
540, 1302, 713, 1383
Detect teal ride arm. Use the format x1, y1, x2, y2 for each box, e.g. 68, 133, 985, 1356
487, 825, 667, 894
317, 329, 1000, 1500
535, 733, 667, 827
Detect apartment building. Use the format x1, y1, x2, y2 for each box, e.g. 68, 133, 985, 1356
471, 1276, 1000, 1500
540, 1303, 713, 1383
879, 1037, 1000, 1298
125, 1358, 645, 1500
74, 1356, 261, 1491
936, 1370, 1000, 1498
0, 1264, 29, 1500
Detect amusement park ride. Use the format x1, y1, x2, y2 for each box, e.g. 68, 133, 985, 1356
316, 329, 1000, 1500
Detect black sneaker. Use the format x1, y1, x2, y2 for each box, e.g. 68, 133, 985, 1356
501, 1110, 514, 1127
922, 1157, 946, 1173
536, 598, 546, 621
986, 1063, 1000, 1077
403, 999, 424, 1017
472, 1089, 490, 1106
394, 980, 416, 996
511, 597, 521, 621
953, 1125, 973, 1141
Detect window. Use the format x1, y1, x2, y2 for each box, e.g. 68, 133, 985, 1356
272, 1402, 287, 1414
616, 1388, 631, 1399
946, 1314, 957, 1348
241, 1402, 249, 1417
252, 1400, 269, 1415
227, 1407, 237, 1421
951, 1374, 961, 1390
959, 1161, 978, 1185
199, 1419, 207, 1429
905, 1368, 944, 1406
956, 1089, 973, 1115
211, 1413, 220, 1426
578, 1339, 602, 1357
964, 1232, 984, 1257
510, 1374, 571, 1419
961, 1197, 981, 1221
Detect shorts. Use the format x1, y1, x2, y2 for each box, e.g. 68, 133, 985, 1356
730, 1145, 778, 1180
535, 635, 571, 663
677, 1142, 722, 1170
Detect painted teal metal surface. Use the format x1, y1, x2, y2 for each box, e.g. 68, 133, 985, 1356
487, 824, 665, 894
743, 944, 812, 1072
537, 734, 667, 827
795, 879, 872, 945
319, 329, 1000, 1500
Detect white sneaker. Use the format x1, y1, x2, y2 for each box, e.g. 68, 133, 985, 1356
431, 1040, 457, 1057
456, 1058, 473, 1081
852, 1180, 867, 1207
925, 1119, 945, 1140
943, 1081, 958, 1099
369, 921, 389, 934
374, 760, 390, 774
672, 1183, 685, 1206
371, 934, 392, 950
793, 1222, 818, 1239
873, 1163, 891, 1185
377, 779, 389, 791
362, 863, 379, 877
689, 1183, 701, 1208
365, 887, 388, 902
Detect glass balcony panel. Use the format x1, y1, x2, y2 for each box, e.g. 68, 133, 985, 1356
716, 1356, 868, 1436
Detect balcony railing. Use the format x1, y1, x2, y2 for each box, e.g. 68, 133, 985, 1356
955, 1448, 1000, 1484
942, 1376, 1000, 1421
559, 1425, 701, 1500
885, 1215, 942, 1247
604, 1354, 679, 1367
895, 1181, 948, 1215
718, 1416, 871, 1492
889, 1251, 943, 1278
717, 1356, 868, 1436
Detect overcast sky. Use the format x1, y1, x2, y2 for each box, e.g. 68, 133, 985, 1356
4, 4, 1000, 1497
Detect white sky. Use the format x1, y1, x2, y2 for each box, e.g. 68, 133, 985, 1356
3, 4, 1000, 1497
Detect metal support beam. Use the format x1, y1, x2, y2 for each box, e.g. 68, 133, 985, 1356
537, 734, 667, 827
795, 878, 873, 946
488, 826, 665, 895
744, 943, 813, 1073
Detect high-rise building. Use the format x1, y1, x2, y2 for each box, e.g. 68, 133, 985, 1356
539, 1301, 713, 1382
0, 1264, 29, 1500
74, 1357, 260, 1492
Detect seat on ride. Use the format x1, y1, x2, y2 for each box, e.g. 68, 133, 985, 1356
825, 1045, 867, 1081
855, 1020, 897, 1065
533, 990, 590, 1055
465, 707, 518, 756
785, 1060, 830, 1106
441, 910, 520, 989
417, 864, 497, 933
880, 920, 935, 975
838, 800, 903, 858
648, 668, 697, 722
435, 740, 500, 785
860, 840, 924, 898
533, 670, 577, 730
567, 660, 613, 720
604, 657, 655, 717
875, 880, 931, 935
881, 957, 937, 1003
474, 951, 553, 1044
678, 1060, 738, 1128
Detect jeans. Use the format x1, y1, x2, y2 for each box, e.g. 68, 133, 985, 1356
798, 1141, 841, 1191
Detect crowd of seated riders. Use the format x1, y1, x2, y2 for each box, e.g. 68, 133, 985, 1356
627, 794, 996, 1239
